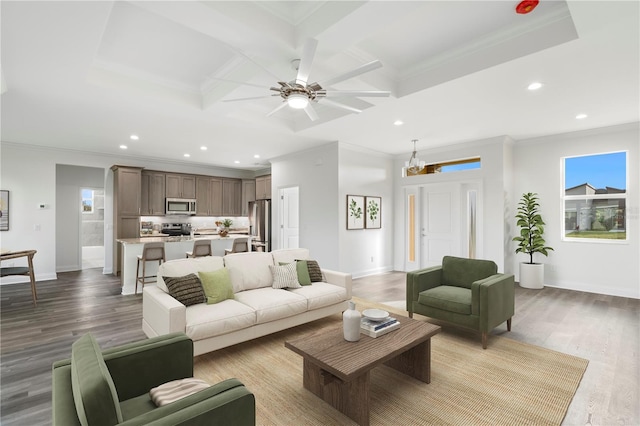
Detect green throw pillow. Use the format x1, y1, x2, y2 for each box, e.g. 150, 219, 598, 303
199, 269, 234, 304
279, 260, 312, 286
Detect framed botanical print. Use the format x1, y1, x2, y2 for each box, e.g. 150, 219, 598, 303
346, 195, 365, 230
365, 196, 381, 229
0, 190, 9, 231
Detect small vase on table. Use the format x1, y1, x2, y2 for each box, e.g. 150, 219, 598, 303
343, 301, 361, 342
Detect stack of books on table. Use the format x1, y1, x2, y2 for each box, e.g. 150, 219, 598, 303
360, 317, 400, 338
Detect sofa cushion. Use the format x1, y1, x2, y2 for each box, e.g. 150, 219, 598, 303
71, 333, 123, 426
199, 269, 234, 304
185, 300, 256, 341
289, 282, 348, 310
271, 248, 310, 264
158, 256, 225, 292
418, 286, 472, 315
234, 288, 307, 324
223, 252, 274, 292
270, 262, 302, 289
164, 274, 206, 307
441, 256, 497, 289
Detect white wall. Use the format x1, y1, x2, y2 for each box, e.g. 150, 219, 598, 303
0, 142, 252, 284
512, 123, 639, 298
338, 145, 394, 277
391, 123, 639, 298
271, 143, 340, 269
271, 142, 394, 277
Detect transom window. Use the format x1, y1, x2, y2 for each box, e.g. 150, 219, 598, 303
563, 152, 627, 241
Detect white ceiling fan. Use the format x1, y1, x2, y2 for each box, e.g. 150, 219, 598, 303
220, 38, 391, 121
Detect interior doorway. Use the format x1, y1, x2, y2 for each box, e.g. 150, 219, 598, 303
405, 181, 482, 270
80, 187, 105, 269
279, 186, 299, 249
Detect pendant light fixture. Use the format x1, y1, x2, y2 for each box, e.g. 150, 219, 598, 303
405, 139, 426, 175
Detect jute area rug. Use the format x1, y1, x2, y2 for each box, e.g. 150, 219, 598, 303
194, 298, 588, 425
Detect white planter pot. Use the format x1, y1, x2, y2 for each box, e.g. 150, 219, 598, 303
519, 263, 544, 289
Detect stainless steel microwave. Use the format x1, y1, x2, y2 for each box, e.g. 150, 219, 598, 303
165, 198, 197, 215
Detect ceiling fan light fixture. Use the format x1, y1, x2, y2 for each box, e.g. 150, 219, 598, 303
287, 93, 309, 109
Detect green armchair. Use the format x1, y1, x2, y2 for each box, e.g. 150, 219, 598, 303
407, 256, 515, 349
52, 332, 255, 426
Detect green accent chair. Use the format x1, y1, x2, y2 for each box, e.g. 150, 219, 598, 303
52, 332, 255, 426
407, 256, 515, 349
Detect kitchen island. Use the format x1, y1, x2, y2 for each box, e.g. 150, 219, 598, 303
117, 234, 248, 295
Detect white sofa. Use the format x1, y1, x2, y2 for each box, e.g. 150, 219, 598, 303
142, 248, 352, 356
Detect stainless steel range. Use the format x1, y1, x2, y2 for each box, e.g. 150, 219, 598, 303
161, 223, 193, 236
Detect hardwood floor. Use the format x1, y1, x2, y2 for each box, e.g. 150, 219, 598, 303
1, 269, 638, 425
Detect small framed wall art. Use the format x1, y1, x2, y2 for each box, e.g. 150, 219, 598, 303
365, 196, 381, 229
346, 195, 365, 230
0, 190, 9, 231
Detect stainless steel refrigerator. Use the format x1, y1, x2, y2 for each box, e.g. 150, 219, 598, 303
249, 200, 271, 252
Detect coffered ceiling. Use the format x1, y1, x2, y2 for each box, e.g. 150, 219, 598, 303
1, 1, 638, 170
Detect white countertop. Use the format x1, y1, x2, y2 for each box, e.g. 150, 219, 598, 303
118, 234, 249, 245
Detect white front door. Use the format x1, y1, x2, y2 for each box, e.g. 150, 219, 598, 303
420, 183, 461, 267
280, 186, 299, 249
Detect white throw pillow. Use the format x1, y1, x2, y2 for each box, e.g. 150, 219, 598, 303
270, 262, 302, 289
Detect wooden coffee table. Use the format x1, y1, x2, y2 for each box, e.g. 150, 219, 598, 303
285, 315, 441, 426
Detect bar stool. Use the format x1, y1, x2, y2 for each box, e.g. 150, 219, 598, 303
224, 237, 250, 255
186, 240, 212, 258
135, 242, 165, 294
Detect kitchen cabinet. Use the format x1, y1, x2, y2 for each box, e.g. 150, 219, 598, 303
114, 166, 142, 216
222, 179, 242, 216
111, 165, 142, 276
242, 179, 256, 216
196, 177, 223, 216
166, 174, 196, 199
141, 171, 165, 215
255, 175, 271, 200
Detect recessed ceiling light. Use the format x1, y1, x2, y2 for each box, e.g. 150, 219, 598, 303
254, 154, 260, 159
527, 82, 543, 91
234, 160, 240, 164
130, 134, 139, 141
576, 113, 588, 119
184, 153, 190, 158
119, 145, 127, 149
393, 120, 403, 126
200, 146, 207, 151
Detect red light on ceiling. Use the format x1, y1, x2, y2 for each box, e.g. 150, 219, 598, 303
516, 0, 539, 14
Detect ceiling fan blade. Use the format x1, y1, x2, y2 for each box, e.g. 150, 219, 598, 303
320, 98, 362, 114
266, 101, 288, 117
319, 60, 383, 87
324, 90, 390, 98
223, 95, 277, 102
296, 38, 318, 86
303, 103, 319, 121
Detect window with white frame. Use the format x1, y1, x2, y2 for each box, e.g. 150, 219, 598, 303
563, 151, 627, 241
81, 189, 94, 214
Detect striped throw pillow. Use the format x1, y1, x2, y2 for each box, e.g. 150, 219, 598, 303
270, 262, 302, 289
164, 274, 206, 306
150, 378, 210, 407
306, 260, 325, 282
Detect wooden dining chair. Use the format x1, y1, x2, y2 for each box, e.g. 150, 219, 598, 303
0, 250, 37, 306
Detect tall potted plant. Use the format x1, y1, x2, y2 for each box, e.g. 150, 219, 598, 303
513, 192, 553, 289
